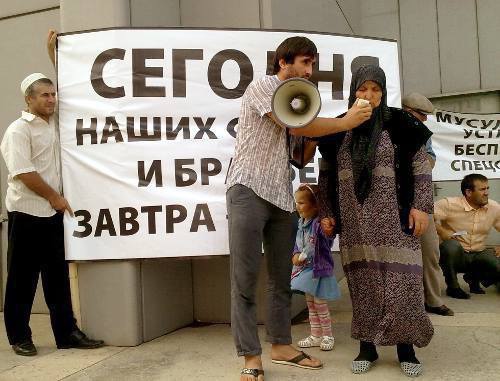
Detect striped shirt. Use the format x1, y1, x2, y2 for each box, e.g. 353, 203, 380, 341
434, 196, 500, 252
1, 111, 62, 217
226, 75, 295, 212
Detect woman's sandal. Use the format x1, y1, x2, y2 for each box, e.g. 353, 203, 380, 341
241, 368, 264, 380
400, 362, 423, 377
271, 351, 323, 370
351, 360, 376, 374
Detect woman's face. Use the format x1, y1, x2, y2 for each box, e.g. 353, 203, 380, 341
355, 80, 383, 108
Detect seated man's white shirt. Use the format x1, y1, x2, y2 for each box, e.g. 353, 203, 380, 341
434, 196, 500, 252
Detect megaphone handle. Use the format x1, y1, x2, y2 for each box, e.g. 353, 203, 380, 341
286, 130, 305, 169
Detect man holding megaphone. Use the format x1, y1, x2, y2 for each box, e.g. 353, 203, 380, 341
226, 36, 371, 381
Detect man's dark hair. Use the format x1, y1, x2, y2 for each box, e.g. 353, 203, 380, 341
25, 78, 54, 97
461, 173, 488, 195
273, 36, 317, 74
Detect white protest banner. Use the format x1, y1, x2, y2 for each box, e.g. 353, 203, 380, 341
57, 28, 400, 260
426, 110, 500, 181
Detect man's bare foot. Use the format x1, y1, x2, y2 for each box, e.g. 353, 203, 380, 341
271, 344, 322, 369
240, 354, 264, 381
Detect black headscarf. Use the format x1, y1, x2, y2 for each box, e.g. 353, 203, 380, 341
348, 65, 389, 204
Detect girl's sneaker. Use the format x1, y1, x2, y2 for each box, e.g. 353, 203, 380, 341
297, 335, 322, 348
320, 336, 335, 351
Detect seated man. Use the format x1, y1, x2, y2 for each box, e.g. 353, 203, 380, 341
434, 174, 500, 299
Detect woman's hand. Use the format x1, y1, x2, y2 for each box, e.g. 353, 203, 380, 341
321, 217, 336, 237
342, 102, 372, 130
409, 208, 429, 237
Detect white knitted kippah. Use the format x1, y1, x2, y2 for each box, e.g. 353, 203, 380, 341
20, 73, 49, 95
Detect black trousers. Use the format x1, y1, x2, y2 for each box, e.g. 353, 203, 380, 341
4, 211, 77, 345
439, 239, 499, 289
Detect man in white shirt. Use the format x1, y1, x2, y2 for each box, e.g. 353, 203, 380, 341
1, 73, 104, 356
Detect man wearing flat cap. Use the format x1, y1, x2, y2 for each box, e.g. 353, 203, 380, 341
402, 93, 454, 317
403, 93, 436, 166
0, 73, 104, 356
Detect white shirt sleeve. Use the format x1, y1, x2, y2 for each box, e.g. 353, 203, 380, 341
1, 126, 36, 177
248, 79, 275, 117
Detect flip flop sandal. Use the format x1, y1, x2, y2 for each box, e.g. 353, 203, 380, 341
400, 362, 423, 377
241, 368, 264, 380
272, 351, 323, 370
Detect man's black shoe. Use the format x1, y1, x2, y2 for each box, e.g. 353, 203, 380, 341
12, 340, 37, 356
463, 275, 486, 294
468, 283, 486, 294
464, 274, 486, 294
424, 304, 455, 316
446, 287, 470, 299
57, 329, 105, 349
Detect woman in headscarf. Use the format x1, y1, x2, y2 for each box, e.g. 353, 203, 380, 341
317, 65, 434, 377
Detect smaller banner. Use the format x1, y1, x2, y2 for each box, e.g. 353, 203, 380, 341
427, 110, 500, 181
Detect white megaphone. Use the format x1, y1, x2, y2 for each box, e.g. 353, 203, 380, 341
271, 78, 321, 128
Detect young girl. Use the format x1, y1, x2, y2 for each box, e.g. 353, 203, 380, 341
291, 184, 340, 351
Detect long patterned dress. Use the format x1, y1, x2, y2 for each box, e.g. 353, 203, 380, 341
336, 130, 434, 347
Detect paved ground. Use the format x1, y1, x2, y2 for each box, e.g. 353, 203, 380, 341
1, 278, 499, 381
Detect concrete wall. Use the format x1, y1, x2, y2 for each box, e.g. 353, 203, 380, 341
477, 0, 500, 90
399, 0, 500, 96
130, 0, 180, 27
399, 0, 441, 95
264, 0, 353, 34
